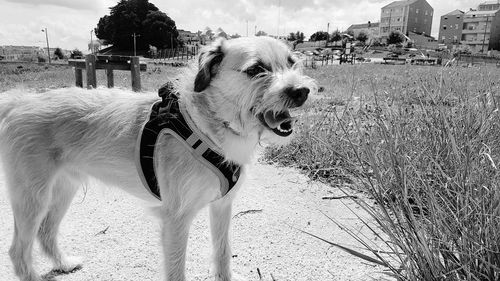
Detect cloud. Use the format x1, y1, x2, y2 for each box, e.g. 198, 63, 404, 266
0, 0, 491, 50
3, 0, 102, 11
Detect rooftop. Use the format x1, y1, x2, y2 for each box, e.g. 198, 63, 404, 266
382, 0, 419, 9
347, 22, 380, 30
443, 9, 464, 16
465, 9, 499, 15
480, 1, 500, 5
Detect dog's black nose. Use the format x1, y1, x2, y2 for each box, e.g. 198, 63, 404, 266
285, 87, 309, 106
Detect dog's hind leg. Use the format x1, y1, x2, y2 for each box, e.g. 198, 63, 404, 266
37, 173, 83, 273
6, 159, 56, 281
209, 199, 234, 281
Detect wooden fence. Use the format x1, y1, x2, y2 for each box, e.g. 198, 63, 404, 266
456, 54, 500, 67
151, 46, 200, 61
303, 54, 354, 68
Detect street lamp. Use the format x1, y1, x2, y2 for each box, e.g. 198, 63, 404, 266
41, 28, 51, 64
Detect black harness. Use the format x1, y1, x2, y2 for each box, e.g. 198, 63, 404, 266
136, 82, 241, 200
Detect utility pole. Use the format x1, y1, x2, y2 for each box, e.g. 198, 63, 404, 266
482, 15, 490, 53
277, 0, 281, 38
388, 9, 392, 35
41, 28, 51, 64
246, 20, 249, 37
132, 33, 140, 56
90, 29, 94, 55
326, 22, 330, 47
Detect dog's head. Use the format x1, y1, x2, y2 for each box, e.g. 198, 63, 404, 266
191, 36, 316, 144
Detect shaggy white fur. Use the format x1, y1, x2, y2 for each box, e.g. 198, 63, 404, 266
0, 37, 316, 281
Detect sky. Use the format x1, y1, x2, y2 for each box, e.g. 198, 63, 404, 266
0, 0, 489, 51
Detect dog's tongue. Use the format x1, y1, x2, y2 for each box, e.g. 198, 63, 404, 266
264, 111, 292, 129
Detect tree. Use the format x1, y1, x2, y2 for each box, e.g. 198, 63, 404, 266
205, 27, 214, 41
288, 31, 304, 50
70, 49, 83, 59
230, 33, 241, 39
387, 31, 404, 45
142, 10, 179, 49
255, 30, 267, 37
309, 31, 329, 42
95, 0, 179, 50
54, 47, 64, 60
330, 30, 342, 42
356, 31, 368, 44
215, 27, 228, 39
346, 30, 355, 37
295, 31, 305, 42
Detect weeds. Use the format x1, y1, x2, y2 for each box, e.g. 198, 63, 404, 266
266, 64, 500, 280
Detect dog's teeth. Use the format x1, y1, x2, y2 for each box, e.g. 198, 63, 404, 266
277, 126, 292, 133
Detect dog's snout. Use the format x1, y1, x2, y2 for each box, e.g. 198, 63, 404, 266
285, 87, 309, 106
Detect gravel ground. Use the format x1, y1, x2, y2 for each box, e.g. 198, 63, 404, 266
0, 156, 388, 281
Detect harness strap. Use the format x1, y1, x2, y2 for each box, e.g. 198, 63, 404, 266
136, 82, 241, 200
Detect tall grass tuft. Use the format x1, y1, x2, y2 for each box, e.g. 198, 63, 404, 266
265, 65, 500, 280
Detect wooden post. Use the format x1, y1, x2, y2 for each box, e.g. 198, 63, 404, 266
106, 69, 114, 88
85, 54, 97, 89
130, 56, 141, 92
75, 68, 83, 88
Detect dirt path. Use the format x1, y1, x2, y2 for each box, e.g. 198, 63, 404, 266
0, 155, 387, 281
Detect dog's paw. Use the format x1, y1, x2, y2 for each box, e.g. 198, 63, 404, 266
54, 256, 84, 273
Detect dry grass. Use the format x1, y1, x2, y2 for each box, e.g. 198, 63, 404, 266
0, 62, 180, 92
265, 64, 500, 280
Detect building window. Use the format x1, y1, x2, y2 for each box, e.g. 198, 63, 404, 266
442, 36, 446, 40
443, 25, 447, 30
416, 9, 419, 14
455, 24, 459, 29
444, 16, 448, 20
425, 10, 428, 15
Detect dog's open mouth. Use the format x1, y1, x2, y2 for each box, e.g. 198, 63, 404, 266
258, 110, 296, 137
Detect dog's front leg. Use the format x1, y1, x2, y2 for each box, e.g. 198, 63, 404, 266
161, 212, 194, 281
209, 199, 234, 281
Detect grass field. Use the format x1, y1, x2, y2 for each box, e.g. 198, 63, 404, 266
1, 61, 499, 280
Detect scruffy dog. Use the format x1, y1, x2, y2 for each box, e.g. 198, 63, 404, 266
0, 37, 316, 281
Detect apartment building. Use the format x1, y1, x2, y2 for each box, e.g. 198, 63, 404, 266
379, 0, 433, 38
0, 45, 44, 61
478, 1, 500, 11
438, 10, 464, 49
461, 8, 500, 53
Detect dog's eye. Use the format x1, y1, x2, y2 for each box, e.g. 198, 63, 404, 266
244, 64, 267, 78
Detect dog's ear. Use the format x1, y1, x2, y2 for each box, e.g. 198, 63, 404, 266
194, 38, 225, 92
